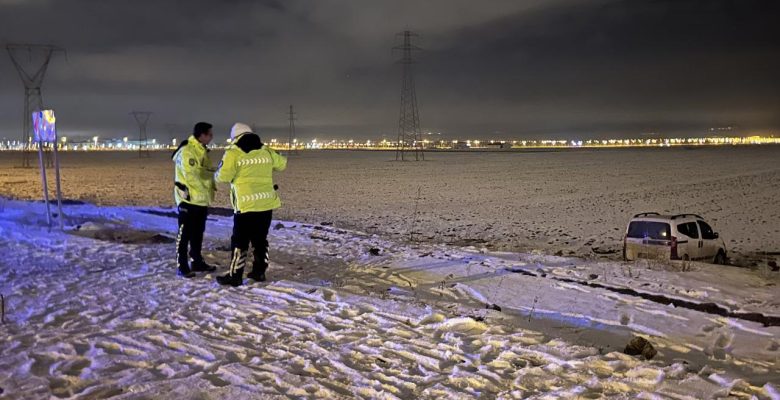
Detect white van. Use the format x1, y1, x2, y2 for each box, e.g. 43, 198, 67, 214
623, 213, 728, 264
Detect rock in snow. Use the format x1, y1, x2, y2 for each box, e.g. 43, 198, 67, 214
624, 336, 658, 360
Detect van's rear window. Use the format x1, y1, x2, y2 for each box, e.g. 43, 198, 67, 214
627, 221, 671, 240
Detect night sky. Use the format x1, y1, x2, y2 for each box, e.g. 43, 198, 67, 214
1, 0, 779, 141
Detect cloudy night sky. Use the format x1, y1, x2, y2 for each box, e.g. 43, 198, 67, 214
1, 0, 779, 142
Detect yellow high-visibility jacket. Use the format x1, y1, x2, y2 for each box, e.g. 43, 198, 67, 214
216, 133, 286, 213
173, 135, 216, 206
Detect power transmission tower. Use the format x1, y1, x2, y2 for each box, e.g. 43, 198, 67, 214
130, 111, 153, 157
288, 105, 298, 155
6, 44, 65, 167
393, 30, 424, 161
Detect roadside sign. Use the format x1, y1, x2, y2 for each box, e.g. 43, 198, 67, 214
33, 109, 57, 143
32, 109, 64, 230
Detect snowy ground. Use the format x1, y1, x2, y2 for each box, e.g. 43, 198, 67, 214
1, 200, 778, 399
1, 146, 779, 268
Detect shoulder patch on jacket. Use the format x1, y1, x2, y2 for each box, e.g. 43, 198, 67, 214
189, 158, 196, 166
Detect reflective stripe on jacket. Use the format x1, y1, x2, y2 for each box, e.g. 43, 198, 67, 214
215, 134, 286, 213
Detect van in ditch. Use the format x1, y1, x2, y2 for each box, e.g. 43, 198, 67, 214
623, 213, 728, 264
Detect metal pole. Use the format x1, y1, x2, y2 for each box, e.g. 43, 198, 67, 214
53, 139, 64, 231
37, 139, 51, 228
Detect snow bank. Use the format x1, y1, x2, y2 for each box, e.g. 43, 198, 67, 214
2, 200, 776, 398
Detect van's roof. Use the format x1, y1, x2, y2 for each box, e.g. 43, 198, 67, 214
630, 213, 703, 222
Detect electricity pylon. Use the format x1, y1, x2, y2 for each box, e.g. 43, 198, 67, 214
6, 44, 65, 167
288, 105, 298, 155
393, 31, 424, 161
130, 111, 153, 157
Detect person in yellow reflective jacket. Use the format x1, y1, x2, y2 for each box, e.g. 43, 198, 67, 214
215, 122, 287, 286
172, 122, 217, 278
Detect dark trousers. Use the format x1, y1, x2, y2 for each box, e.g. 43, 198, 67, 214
177, 202, 208, 267
231, 210, 273, 274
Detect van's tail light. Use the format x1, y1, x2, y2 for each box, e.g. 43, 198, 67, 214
670, 236, 679, 260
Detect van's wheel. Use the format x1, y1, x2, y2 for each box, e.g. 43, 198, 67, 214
713, 250, 727, 265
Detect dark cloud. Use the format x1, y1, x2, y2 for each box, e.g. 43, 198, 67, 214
0, 0, 778, 141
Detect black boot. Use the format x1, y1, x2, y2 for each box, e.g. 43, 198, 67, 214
247, 265, 266, 282
217, 248, 246, 287
248, 247, 268, 282
217, 267, 243, 287
177, 265, 196, 278
191, 258, 216, 272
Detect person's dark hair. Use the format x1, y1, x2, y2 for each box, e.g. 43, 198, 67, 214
193, 122, 213, 138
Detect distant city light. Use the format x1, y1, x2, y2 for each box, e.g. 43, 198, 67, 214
0, 134, 777, 152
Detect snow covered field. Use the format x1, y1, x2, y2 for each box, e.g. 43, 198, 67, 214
1, 146, 778, 268
0, 200, 778, 399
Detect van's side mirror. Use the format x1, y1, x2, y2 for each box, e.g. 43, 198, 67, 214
714, 232, 719, 239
